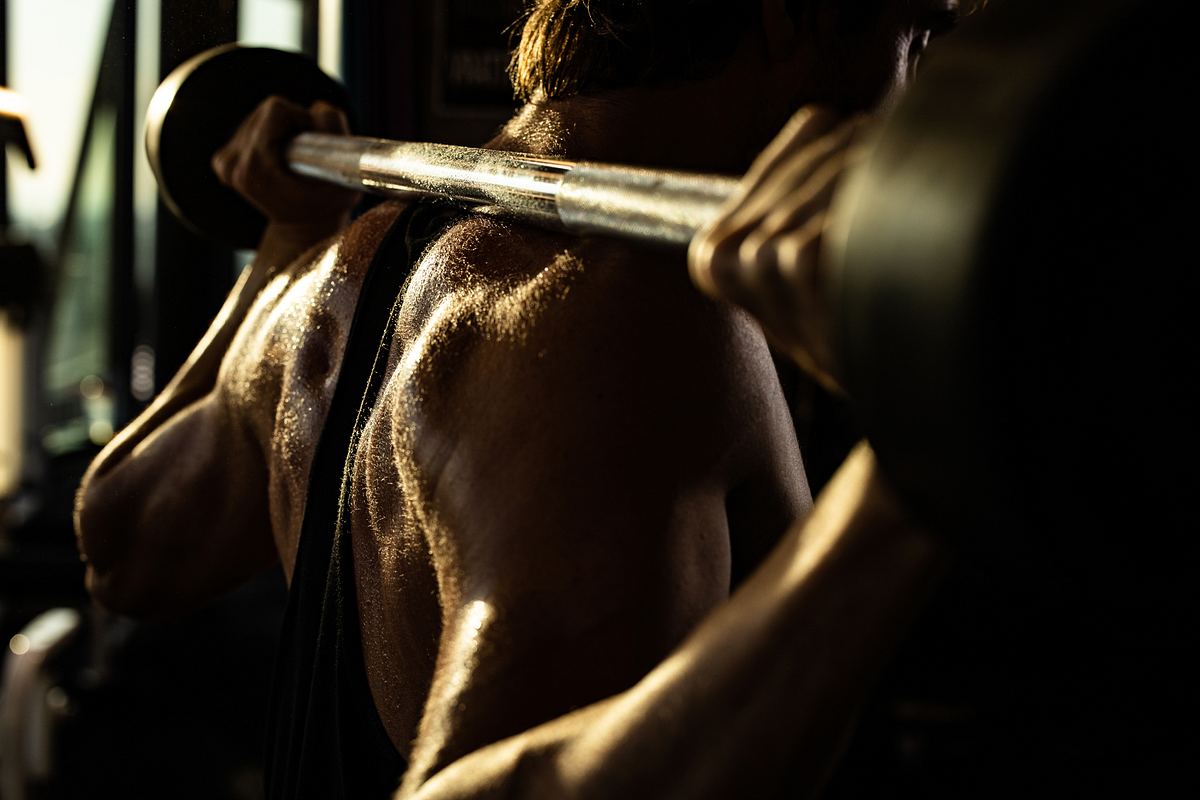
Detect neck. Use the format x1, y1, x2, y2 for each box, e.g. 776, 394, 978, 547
487, 48, 794, 174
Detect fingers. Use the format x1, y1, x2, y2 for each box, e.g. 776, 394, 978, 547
212, 95, 310, 188
720, 123, 861, 259
211, 96, 359, 227
690, 109, 848, 287
689, 107, 870, 386
741, 152, 851, 263
310, 100, 350, 135
690, 118, 858, 299
739, 106, 845, 190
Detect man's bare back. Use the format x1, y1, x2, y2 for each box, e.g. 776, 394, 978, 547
75, 85, 811, 797
73, 14, 976, 800
75, 2, 974, 792
211, 185, 809, 766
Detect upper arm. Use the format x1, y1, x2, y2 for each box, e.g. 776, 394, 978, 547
78, 378, 276, 618
402, 247, 807, 787
75, 241, 348, 617
75, 252, 334, 616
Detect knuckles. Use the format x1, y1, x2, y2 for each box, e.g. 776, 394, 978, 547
739, 232, 777, 289
686, 104, 858, 382
775, 231, 820, 286
702, 230, 750, 293
209, 94, 359, 225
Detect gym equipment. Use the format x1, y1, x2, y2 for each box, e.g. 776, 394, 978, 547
146, 45, 349, 248
827, 0, 1190, 535
146, 45, 738, 250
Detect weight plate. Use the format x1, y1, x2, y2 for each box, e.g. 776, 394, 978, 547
146, 45, 351, 249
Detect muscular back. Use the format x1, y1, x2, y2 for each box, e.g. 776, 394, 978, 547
397, 217, 810, 765
115, 198, 810, 768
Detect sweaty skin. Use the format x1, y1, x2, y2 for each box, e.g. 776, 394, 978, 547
77, 104, 809, 764
77, 1, 961, 796
359, 210, 808, 766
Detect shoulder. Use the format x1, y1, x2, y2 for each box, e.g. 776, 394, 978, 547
420, 216, 768, 375
401, 217, 786, 483
219, 203, 413, 434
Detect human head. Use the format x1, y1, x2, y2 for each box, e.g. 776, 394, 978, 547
509, 0, 975, 111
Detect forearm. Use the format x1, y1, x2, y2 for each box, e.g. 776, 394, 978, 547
404, 445, 947, 799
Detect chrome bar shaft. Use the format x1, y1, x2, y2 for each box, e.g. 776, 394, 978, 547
287, 133, 739, 247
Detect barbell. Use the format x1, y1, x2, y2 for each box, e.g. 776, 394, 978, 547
147, 45, 738, 253
144, 0, 1191, 540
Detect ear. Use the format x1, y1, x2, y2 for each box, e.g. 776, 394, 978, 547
760, 0, 800, 63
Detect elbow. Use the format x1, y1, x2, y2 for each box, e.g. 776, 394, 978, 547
74, 474, 124, 577
84, 564, 168, 619
74, 481, 164, 619
83, 541, 179, 619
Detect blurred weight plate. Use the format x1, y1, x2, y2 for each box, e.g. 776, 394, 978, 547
146, 45, 350, 249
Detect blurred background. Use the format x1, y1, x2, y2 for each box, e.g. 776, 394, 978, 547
0, 1, 528, 796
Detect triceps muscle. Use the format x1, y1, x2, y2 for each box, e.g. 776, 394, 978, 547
77, 391, 275, 616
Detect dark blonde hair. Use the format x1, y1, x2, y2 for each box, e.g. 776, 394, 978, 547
508, 0, 759, 101
508, 0, 987, 101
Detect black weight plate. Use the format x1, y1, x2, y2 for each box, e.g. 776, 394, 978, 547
827, 0, 1188, 537
146, 45, 350, 249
